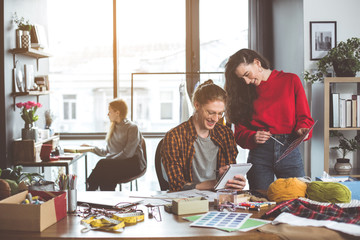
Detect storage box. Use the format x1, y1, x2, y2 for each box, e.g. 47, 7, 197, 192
13, 135, 59, 163
316, 176, 360, 200
0, 190, 67, 232
172, 197, 208, 215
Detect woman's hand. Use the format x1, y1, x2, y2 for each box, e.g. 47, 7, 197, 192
253, 130, 271, 144
297, 128, 309, 140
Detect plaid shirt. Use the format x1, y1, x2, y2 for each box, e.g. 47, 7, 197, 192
264, 199, 360, 225
161, 116, 238, 191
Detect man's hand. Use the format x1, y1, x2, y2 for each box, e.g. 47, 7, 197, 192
225, 174, 246, 190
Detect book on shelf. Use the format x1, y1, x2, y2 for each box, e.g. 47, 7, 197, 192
331, 93, 340, 127
352, 95, 357, 127
346, 99, 352, 128
339, 98, 346, 128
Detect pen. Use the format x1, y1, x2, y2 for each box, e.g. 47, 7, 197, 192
270, 136, 284, 146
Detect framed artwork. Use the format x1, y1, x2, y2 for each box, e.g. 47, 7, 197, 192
310, 21, 337, 60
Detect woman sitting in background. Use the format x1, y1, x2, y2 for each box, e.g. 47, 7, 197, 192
83, 99, 146, 191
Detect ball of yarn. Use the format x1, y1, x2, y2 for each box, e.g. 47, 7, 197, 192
0, 179, 11, 200
267, 178, 307, 203
306, 181, 351, 203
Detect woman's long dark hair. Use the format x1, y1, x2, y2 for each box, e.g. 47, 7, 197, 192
224, 49, 270, 126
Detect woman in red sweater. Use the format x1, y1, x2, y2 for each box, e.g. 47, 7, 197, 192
225, 49, 314, 190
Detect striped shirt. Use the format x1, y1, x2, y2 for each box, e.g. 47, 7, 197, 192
161, 116, 238, 191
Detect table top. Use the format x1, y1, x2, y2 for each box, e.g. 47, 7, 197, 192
0, 191, 280, 240
15, 153, 86, 167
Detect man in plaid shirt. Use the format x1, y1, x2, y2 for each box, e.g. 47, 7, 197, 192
161, 80, 246, 192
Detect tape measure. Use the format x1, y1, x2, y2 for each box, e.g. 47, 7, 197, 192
113, 211, 145, 225
80, 211, 144, 233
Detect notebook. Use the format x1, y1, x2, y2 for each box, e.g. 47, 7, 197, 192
214, 163, 252, 190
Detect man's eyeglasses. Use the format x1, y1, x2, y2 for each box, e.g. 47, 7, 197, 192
204, 109, 225, 118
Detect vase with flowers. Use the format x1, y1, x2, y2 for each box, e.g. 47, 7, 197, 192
13, 12, 32, 49
16, 101, 42, 141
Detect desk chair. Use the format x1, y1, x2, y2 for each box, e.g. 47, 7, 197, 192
154, 139, 169, 191
118, 137, 147, 191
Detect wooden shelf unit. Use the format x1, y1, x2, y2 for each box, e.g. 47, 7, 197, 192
324, 77, 360, 178
9, 48, 51, 59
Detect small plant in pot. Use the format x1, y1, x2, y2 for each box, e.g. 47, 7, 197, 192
318, 37, 360, 78
330, 131, 360, 174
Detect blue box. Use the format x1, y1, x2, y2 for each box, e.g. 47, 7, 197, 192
315, 176, 360, 200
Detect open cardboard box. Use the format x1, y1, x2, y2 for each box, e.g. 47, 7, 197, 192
0, 190, 67, 232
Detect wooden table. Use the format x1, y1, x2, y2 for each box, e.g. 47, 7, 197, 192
15, 153, 88, 187
0, 191, 279, 240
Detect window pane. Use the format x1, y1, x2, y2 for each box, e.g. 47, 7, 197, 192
117, 0, 185, 132
47, 0, 113, 133
160, 103, 172, 119
199, 0, 248, 72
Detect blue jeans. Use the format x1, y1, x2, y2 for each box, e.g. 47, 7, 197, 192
247, 134, 305, 190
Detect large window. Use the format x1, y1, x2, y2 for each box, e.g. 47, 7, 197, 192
47, 0, 248, 134
200, 0, 248, 71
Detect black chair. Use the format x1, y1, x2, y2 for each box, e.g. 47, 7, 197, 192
154, 139, 169, 191
118, 137, 147, 191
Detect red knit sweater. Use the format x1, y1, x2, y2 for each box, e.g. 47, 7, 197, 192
234, 70, 314, 150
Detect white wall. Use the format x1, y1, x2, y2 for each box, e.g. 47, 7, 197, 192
303, 0, 360, 178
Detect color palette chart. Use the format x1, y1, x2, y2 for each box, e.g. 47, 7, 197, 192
190, 211, 252, 229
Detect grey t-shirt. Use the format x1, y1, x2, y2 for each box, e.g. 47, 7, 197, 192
191, 135, 218, 184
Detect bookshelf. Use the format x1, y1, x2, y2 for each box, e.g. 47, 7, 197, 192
324, 77, 360, 177
10, 48, 51, 110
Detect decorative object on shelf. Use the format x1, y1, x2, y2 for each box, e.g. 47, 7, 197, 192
15, 101, 42, 142
24, 64, 35, 91
330, 130, 359, 174
310, 21, 337, 60
15, 29, 22, 48
21, 30, 31, 49
13, 12, 32, 49
13, 60, 24, 92
44, 110, 55, 136
334, 158, 352, 175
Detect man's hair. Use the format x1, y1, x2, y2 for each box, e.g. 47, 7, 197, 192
192, 79, 227, 106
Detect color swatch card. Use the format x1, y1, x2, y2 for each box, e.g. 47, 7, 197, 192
190, 211, 252, 229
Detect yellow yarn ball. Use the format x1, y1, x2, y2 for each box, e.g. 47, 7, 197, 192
267, 178, 308, 203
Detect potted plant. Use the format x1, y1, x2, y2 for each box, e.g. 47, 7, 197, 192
318, 37, 360, 77
16, 101, 42, 141
330, 131, 360, 174
303, 70, 325, 84
304, 37, 360, 84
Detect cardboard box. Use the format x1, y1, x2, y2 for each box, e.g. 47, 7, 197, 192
172, 197, 209, 215
0, 190, 67, 232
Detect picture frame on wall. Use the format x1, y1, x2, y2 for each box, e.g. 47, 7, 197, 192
310, 21, 337, 60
